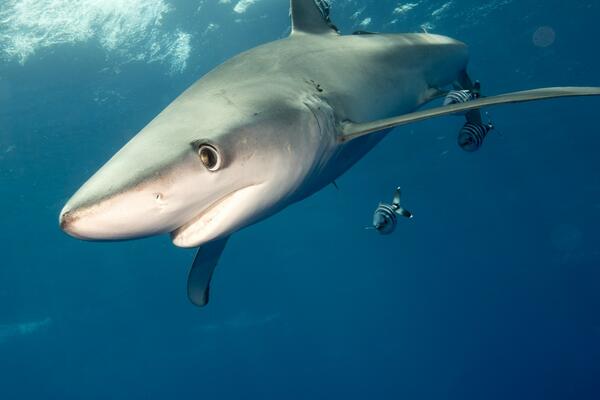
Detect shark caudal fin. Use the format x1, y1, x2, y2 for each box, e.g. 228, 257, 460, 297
339, 86, 600, 142
187, 237, 229, 307
290, 0, 338, 35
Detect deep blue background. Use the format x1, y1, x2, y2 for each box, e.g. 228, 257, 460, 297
1, 0, 599, 398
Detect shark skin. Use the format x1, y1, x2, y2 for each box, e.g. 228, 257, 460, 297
59, 0, 600, 307
60, 32, 466, 244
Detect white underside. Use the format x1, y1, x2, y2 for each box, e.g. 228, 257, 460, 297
170, 183, 266, 248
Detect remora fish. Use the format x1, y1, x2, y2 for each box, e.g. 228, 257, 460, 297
59, 0, 600, 306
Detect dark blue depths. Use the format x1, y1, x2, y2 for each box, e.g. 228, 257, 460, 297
0, 0, 599, 399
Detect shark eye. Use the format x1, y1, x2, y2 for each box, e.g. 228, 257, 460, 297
198, 145, 221, 171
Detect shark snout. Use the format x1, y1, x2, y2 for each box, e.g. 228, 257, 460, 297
58, 207, 77, 236
59, 204, 97, 240
58, 200, 113, 240
58, 188, 188, 241
58, 146, 209, 241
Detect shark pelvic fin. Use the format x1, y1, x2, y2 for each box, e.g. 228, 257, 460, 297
290, 0, 338, 35
187, 236, 230, 307
339, 86, 600, 142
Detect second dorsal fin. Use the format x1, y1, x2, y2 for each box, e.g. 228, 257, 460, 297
290, 0, 337, 35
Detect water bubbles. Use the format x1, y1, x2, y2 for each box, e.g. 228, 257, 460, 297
532, 26, 556, 48
0, 0, 191, 73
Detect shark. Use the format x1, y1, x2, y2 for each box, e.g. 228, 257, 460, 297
59, 0, 600, 307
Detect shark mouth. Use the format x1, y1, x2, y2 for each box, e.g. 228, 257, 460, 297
170, 184, 263, 248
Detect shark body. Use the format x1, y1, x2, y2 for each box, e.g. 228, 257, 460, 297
59, 0, 600, 306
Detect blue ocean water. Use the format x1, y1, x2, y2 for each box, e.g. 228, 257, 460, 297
1, 0, 599, 398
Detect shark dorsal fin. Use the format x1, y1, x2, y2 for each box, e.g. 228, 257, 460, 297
290, 0, 338, 35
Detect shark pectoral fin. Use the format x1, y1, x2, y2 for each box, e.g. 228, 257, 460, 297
187, 236, 230, 307
339, 86, 600, 142
290, 0, 338, 35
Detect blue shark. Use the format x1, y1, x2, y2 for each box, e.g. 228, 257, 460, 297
59, 0, 600, 306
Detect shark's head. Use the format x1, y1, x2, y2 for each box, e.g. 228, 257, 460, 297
59, 86, 329, 248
